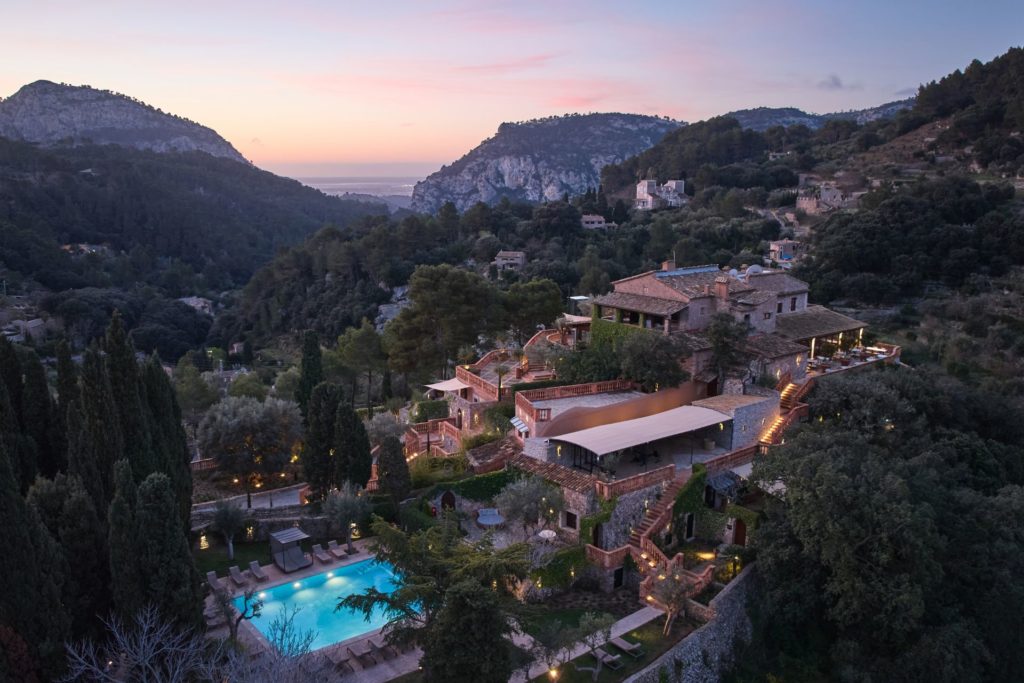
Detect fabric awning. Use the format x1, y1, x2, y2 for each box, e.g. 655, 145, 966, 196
552, 405, 730, 456
510, 417, 529, 434
269, 527, 309, 544
425, 378, 471, 393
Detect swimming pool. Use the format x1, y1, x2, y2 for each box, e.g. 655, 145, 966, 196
235, 559, 399, 652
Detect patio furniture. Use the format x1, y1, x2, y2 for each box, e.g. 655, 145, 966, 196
537, 529, 557, 543
610, 637, 645, 658
312, 543, 334, 564
348, 641, 378, 668
477, 508, 505, 528
592, 647, 623, 670
327, 540, 347, 559
369, 637, 398, 660
206, 570, 222, 592
228, 565, 247, 587
270, 528, 313, 573
248, 561, 269, 582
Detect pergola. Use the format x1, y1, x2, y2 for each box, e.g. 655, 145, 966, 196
269, 527, 312, 573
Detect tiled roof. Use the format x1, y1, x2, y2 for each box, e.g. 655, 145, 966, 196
734, 291, 775, 306
672, 330, 713, 353
775, 305, 867, 341
511, 455, 597, 493
592, 291, 687, 317
746, 272, 809, 295
655, 271, 755, 299
744, 334, 808, 359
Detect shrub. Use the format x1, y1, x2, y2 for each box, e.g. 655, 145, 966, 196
410, 454, 468, 489
435, 469, 520, 502
412, 399, 449, 422
460, 430, 504, 451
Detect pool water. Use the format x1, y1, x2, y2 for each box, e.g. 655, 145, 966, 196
235, 559, 399, 651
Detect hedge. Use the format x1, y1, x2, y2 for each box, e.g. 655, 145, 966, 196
432, 469, 520, 502
412, 399, 449, 423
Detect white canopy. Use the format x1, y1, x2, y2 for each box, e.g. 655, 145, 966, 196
424, 378, 471, 393
553, 405, 730, 456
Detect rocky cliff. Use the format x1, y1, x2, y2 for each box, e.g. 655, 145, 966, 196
725, 98, 915, 131
411, 113, 682, 213
0, 80, 247, 162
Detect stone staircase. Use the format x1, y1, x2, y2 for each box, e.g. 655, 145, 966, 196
628, 474, 689, 549
779, 381, 800, 411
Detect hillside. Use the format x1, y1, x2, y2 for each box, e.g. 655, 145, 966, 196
411, 113, 681, 213
0, 80, 247, 161
0, 138, 382, 292
725, 99, 914, 131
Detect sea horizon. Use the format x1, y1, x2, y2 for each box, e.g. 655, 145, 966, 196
296, 175, 423, 198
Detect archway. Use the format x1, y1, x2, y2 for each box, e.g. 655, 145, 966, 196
440, 490, 456, 510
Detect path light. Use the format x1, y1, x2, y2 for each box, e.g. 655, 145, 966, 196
327, 572, 334, 578
232, 478, 239, 484
549, 668, 559, 680
293, 582, 301, 589
199, 534, 209, 550
246, 525, 254, 542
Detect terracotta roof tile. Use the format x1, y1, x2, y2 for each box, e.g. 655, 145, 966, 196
775, 305, 867, 341
592, 292, 687, 317
511, 455, 597, 493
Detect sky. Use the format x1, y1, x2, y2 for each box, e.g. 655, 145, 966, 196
1, 0, 1021, 177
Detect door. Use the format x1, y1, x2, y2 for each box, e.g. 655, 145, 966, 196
440, 490, 456, 510
591, 522, 602, 548
685, 512, 695, 540
733, 518, 747, 546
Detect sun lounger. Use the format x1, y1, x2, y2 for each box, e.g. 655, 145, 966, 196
206, 570, 222, 591
348, 641, 378, 668
593, 647, 623, 670
369, 637, 398, 660
312, 543, 334, 564
610, 636, 644, 658
327, 540, 347, 559
228, 565, 247, 587
248, 561, 269, 582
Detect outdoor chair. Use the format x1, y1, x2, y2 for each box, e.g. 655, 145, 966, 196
327, 540, 347, 559
312, 543, 334, 564
593, 647, 623, 670
228, 565, 247, 587
206, 570, 222, 591
369, 637, 398, 660
348, 641, 378, 668
248, 561, 269, 582
610, 637, 644, 658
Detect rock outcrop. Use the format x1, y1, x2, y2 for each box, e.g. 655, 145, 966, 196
0, 80, 247, 162
411, 113, 682, 213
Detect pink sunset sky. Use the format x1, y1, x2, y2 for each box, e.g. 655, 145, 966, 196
1, 0, 1020, 177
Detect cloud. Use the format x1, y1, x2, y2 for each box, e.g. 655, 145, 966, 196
250, 137, 263, 146
816, 74, 862, 91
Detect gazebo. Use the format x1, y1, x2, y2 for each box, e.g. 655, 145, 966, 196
269, 527, 312, 573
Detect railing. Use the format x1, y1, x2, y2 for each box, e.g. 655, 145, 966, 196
455, 365, 501, 401
594, 464, 676, 500
440, 419, 461, 443
704, 444, 759, 475
517, 379, 635, 403
190, 458, 217, 472
775, 372, 792, 392
585, 544, 631, 570
524, 328, 558, 349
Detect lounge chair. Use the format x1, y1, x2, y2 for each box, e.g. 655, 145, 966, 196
228, 565, 247, 587
312, 543, 333, 564
348, 641, 378, 668
610, 636, 644, 658
327, 540, 347, 559
248, 561, 269, 582
206, 570, 222, 591
369, 637, 398, 660
593, 647, 623, 670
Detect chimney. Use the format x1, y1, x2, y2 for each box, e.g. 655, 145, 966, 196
661, 259, 676, 271
714, 275, 730, 301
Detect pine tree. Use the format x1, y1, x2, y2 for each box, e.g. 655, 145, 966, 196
376, 435, 410, 507
20, 350, 62, 478
0, 440, 69, 677
27, 474, 109, 638
142, 356, 192, 529
303, 382, 345, 501
108, 459, 144, 618
295, 330, 323, 420
79, 346, 125, 505
334, 401, 372, 487
105, 312, 156, 480
133, 472, 203, 629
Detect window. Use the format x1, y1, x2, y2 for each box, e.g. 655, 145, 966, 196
536, 408, 551, 422
777, 302, 783, 314
790, 297, 797, 311
564, 511, 578, 530
764, 312, 771, 320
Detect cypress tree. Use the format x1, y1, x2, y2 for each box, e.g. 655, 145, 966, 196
108, 459, 144, 619
0, 336, 23, 427
20, 350, 62, 478
0, 440, 69, 677
79, 346, 124, 505
304, 382, 345, 501
27, 474, 109, 638
142, 356, 193, 529
375, 435, 410, 507
0, 374, 36, 494
55, 338, 78, 417
105, 312, 156, 480
133, 472, 203, 629
295, 330, 323, 420
334, 401, 372, 487
66, 399, 105, 515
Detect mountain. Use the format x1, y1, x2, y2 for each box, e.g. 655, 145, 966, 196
411, 113, 682, 213
724, 99, 915, 131
0, 80, 247, 162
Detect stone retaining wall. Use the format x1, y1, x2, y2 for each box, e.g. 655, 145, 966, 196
623, 565, 757, 683
192, 505, 337, 543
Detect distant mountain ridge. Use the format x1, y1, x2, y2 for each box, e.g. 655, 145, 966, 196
0, 80, 247, 162
724, 98, 916, 131
411, 113, 682, 213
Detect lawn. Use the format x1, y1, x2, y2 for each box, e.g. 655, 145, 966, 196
192, 538, 271, 577
523, 606, 602, 638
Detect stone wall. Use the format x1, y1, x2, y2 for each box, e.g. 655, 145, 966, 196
622, 565, 757, 683
602, 483, 663, 550
731, 399, 779, 449
192, 505, 337, 544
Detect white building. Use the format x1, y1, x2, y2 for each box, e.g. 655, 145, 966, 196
635, 179, 687, 210
580, 214, 611, 230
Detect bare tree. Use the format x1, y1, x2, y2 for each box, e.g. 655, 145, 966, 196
569, 611, 617, 682
212, 586, 262, 644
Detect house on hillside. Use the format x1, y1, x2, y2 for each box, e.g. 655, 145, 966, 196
768, 238, 805, 266
635, 179, 687, 210
580, 214, 612, 230
491, 250, 527, 273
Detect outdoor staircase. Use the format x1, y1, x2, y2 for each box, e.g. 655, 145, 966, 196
759, 414, 789, 446
779, 381, 800, 411
628, 475, 689, 549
